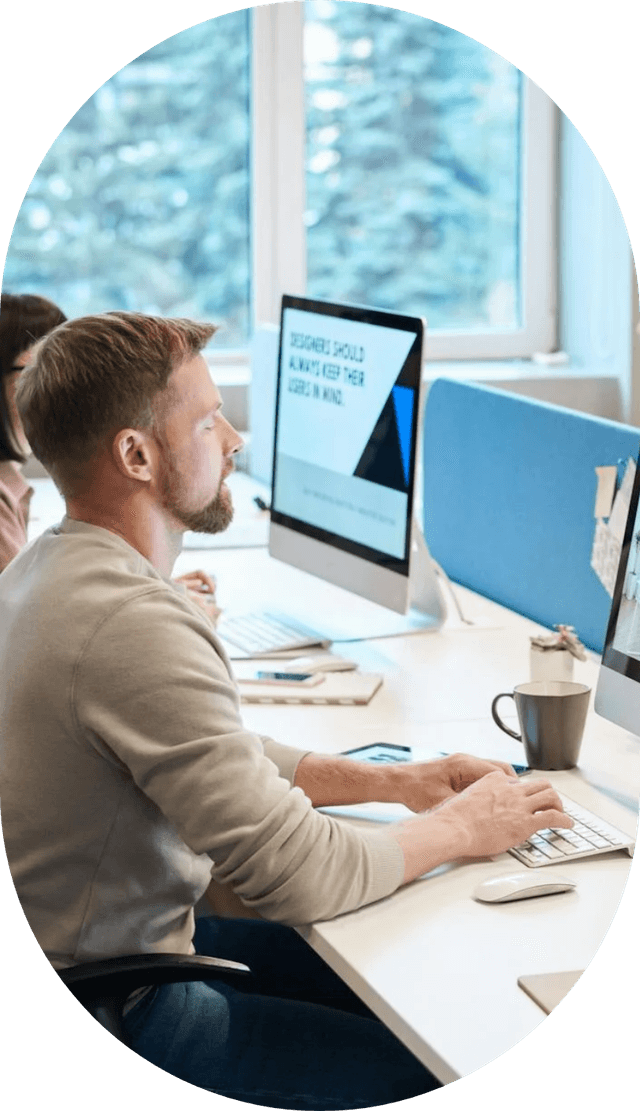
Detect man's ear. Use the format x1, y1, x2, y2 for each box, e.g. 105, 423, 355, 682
111, 428, 156, 483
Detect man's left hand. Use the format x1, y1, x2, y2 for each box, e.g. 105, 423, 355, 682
174, 569, 222, 625
390, 753, 518, 813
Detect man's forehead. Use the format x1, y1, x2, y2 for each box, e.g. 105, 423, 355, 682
171, 353, 221, 410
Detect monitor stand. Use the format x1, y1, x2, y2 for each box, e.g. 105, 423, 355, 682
405, 517, 448, 629
296, 519, 448, 644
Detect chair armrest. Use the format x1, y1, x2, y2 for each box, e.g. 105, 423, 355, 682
59, 952, 251, 1003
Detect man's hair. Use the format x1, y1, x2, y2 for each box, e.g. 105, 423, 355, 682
16, 311, 216, 491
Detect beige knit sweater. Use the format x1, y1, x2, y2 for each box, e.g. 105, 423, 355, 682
0, 518, 403, 968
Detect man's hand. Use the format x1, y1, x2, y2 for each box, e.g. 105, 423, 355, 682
391, 770, 573, 884
389, 753, 518, 812
174, 569, 222, 625
433, 771, 573, 858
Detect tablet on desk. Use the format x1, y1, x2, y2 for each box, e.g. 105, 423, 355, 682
342, 742, 413, 763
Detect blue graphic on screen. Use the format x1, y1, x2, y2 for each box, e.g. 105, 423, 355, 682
392, 386, 414, 487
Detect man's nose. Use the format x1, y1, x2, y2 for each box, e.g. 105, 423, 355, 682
227, 426, 244, 456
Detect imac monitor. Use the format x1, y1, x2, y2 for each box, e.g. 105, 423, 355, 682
596, 450, 640, 737
269, 295, 444, 634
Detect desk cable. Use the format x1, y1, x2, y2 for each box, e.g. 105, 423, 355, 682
432, 560, 475, 626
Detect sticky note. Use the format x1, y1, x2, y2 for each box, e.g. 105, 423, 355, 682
594, 466, 617, 519
591, 518, 621, 598
608, 457, 637, 543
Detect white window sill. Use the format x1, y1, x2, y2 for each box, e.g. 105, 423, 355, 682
424, 360, 624, 423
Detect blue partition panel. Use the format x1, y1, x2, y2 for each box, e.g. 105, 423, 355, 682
423, 378, 640, 652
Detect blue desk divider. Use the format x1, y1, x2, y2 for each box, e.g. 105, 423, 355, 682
422, 378, 640, 653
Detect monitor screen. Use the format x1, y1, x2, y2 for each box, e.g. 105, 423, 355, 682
271, 295, 423, 580
596, 450, 640, 736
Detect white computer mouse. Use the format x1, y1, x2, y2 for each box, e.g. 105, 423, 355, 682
472, 872, 577, 903
288, 655, 358, 673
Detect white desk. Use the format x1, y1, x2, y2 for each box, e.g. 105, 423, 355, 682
175, 544, 640, 1087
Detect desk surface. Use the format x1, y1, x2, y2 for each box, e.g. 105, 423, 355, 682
176, 543, 640, 1087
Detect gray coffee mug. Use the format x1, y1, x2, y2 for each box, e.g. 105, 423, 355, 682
491, 680, 591, 770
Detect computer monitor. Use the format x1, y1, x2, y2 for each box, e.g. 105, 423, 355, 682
595, 450, 640, 736
269, 294, 445, 638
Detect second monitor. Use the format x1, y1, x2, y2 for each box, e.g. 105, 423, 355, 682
269, 295, 444, 638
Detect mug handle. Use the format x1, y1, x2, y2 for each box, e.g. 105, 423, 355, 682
491, 692, 522, 741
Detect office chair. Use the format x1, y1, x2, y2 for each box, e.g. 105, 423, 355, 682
59, 952, 251, 1043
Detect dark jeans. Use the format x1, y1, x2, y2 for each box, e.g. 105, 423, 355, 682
123, 915, 440, 1109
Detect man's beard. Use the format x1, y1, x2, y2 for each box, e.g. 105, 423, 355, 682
159, 454, 234, 535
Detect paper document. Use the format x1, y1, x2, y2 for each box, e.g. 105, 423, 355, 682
591, 456, 635, 596
608, 456, 636, 542
593, 466, 617, 519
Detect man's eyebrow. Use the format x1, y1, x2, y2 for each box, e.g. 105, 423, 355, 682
199, 401, 223, 422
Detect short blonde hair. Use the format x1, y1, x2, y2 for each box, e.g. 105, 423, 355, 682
17, 311, 216, 491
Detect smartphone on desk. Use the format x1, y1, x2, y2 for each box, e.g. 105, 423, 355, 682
236, 670, 325, 687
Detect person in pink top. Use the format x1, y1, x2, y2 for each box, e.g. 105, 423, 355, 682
0, 292, 67, 571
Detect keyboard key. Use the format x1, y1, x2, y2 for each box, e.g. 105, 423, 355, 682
538, 842, 566, 859
560, 833, 593, 851
547, 839, 574, 855
514, 846, 547, 864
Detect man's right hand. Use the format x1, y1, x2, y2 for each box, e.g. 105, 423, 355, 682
391, 770, 573, 885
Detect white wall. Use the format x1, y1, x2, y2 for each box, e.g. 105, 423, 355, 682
558, 113, 634, 423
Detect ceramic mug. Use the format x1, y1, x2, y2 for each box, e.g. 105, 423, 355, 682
491, 680, 591, 770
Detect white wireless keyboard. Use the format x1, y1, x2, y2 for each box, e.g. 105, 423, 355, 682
217, 611, 331, 658
509, 791, 635, 867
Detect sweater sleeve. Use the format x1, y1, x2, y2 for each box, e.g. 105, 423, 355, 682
261, 736, 309, 783
73, 585, 404, 925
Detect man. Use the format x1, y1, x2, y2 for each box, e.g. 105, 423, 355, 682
0, 312, 571, 1107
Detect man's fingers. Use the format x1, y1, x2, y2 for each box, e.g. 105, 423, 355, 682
523, 784, 574, 829
490, 759, 518, 778
456, 756, 517, 782
520, 776, 554, 796
184, 570, 216, 593
531, 808, 573, 831
526, 786, 567, 813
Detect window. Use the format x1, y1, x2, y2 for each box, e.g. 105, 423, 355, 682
305, 4, 521, 331
2, 2, 556, 364
3, 12, 252, 351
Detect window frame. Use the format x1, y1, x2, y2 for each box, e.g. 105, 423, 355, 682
242, 1, 558, 368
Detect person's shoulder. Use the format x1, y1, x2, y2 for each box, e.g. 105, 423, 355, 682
0, 461, 28, 507
11, 520, 174, 628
